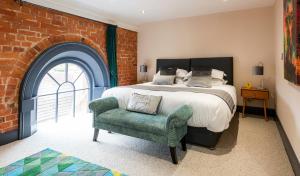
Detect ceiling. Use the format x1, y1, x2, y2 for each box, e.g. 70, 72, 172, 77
24, 0, 276, 31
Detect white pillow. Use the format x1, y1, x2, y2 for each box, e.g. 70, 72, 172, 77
183, 71, 192, 81
176, 69, 188, 78
175, 78, 185, 84
211, 69, 226, 80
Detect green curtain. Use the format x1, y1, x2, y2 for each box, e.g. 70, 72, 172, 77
106, 25, 118, 87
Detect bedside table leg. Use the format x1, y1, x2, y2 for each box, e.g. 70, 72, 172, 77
264, 100, 269, 121
242, 98, 246, 118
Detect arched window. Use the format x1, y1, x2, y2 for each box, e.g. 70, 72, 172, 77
19, 42, 110, 139
37, 63, 90, 122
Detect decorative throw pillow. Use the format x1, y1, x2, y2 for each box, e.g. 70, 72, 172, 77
152, 74, 175, 85
127, 93, 162, 115
159, 67, 177, 75
186, 76, 212, 88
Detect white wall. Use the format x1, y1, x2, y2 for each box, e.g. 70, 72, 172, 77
274, 0, 300, 161
138, 7, 275, 107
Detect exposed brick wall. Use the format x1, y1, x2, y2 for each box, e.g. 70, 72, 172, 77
0, 0, 137, 133
117, 28, 137, 86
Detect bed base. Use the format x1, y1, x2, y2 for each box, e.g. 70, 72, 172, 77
186, 126, 222, 149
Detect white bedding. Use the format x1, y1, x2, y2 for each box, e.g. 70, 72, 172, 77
102, 82, 237, 132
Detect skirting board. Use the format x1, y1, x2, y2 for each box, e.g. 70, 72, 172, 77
236, 105, 277, 118
0, 130, 18, 146
276, 118, 300, 176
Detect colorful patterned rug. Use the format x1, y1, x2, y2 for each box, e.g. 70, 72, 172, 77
0, 148, 127, 176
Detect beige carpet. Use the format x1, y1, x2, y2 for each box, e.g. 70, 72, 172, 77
0, 113, 294, 176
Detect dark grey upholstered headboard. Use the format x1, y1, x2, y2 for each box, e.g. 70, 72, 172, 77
191, 57, 233, 85
156, 59, 190, 72
156, 57, 234, 85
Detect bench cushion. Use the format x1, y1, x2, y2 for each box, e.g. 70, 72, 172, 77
96, 109, 168, 135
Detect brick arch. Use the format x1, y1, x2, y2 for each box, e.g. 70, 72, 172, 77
13, 34, 107, 79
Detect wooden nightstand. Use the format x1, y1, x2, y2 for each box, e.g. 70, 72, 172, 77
241, 88, 269, 121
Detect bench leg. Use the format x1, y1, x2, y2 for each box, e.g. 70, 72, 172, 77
169, 147, 178, 164
181, 136, 187, 151
93, 129, 99, 141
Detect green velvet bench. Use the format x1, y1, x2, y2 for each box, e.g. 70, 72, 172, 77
89, 97, 193, 164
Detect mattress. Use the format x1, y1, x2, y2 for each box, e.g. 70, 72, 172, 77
102, 82, 237, 132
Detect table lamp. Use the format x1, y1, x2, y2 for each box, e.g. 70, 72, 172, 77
140, 65, 148, 82
253, 62, 264, 89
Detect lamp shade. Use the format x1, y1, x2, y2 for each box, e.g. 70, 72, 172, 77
253, 65, 264, 76
140, 65, 147, 73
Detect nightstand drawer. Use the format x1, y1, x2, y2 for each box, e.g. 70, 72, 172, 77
241, 89, 256, 98
241, 89, 269, 100
255, 91, 269, 99
241, 87, 269, 121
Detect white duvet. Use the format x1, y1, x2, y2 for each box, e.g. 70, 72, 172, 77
102, 83, 237, 132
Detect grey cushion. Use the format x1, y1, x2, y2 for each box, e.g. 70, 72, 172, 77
127, 93, 162, 115
186, 76, 212, 88
191, 67, 212, 77
192, 70, 211, 76
210, 78, 227, 86
159, 67, 176, 75
152, 75, 175, 85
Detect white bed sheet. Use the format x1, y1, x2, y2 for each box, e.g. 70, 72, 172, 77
102, 82, 237, 132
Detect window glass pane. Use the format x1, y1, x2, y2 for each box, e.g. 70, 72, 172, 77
58, 92, 73, 117
37, 62, 90, 122
74, 73, 89, 89
48, 64, 66, 84
75, 89, 89, 116
58, 82, 74, 93
37, 94, 56, 122
38, 74, 59, 96
68, 63, 83, 83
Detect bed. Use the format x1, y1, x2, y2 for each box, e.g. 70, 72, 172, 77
102, 57, 236, 149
